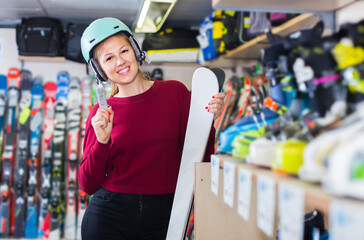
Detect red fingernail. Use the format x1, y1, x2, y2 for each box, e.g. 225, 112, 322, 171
108, 112, 111, 115
108, 119, 110, 123
208, 103, 210, 105
208, 109, 210, 112
212, 96, 215, 98
205, 106, 208, 109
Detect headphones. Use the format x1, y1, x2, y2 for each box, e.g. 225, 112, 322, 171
89, 35, 150, 82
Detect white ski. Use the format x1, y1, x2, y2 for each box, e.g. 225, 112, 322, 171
166, 67, 221, 240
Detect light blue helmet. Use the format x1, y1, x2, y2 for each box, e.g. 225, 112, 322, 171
81, 17, 145, 64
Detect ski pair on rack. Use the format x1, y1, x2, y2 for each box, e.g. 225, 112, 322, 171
0, 68, 21, 237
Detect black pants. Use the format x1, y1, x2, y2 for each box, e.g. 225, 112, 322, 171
81, 187, 174, 240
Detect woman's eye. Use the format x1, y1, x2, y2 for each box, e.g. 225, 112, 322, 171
106, 56, 112, 61
122, 49, 128, 53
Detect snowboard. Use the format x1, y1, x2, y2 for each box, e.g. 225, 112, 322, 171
166, 67, 223, 240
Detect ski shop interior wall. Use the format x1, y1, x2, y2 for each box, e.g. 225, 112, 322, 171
0, 27, 226, 90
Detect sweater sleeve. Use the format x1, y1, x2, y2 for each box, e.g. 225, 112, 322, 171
77, 105, 111, 195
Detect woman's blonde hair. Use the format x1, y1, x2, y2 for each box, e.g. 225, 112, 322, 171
93, 33, 151, 97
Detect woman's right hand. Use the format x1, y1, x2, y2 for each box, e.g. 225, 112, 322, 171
91, 106, 114, 144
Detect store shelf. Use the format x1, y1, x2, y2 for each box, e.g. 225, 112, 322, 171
194, 155, 364, 240
18, 55, 67, 62
212, 0, 358, 12
208, 13, 319, 66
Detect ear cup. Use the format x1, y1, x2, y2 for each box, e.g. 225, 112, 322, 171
89, 58, 108, 82
129, 36, 145, 63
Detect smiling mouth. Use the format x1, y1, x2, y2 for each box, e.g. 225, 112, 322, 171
118, 67, 130, 74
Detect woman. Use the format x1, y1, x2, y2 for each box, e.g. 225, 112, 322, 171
78, 17, 224, 240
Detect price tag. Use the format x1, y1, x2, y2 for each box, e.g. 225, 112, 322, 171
237, 168, 252, 221
223, 161, 235, 208
257, 175, 276, 237
330, 200, 364, 240
278, 182, 305, 240
210, 155, 220, 196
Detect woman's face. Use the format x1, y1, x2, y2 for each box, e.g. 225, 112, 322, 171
96, 34, 139, 85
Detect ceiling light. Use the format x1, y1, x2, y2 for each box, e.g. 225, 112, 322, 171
135, 0, 177, 33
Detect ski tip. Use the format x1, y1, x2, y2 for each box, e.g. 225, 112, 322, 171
209, 67, 225, 92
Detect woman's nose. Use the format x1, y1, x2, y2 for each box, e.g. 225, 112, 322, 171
116, 55, 125, 66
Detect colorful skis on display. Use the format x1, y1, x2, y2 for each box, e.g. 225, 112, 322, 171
13, 70, 33, 238
38, 81, 58, 238
49, 71, 69, 240
166, 67, 223, 240
65, 77, 82, 240
0, 68, 21, 237
25, 77, 44, 238
76, 76, 92, 240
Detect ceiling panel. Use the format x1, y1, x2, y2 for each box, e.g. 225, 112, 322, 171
46, 9, 138, 26
0, 9, 45, 19
0, 0, 213, 29
0, 0, 43, 9
39, 0, 142, 11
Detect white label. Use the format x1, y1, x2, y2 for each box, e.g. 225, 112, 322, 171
211, 155, 220, 196
237, 168, 252, 221
278, 182, 305, 240
223, 161, 235, 208
330, 200, 364, 240
257, 175, 276, 237
293, 58, 314, 83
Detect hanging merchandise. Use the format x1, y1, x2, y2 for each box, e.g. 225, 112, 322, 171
332, 20, 364, 106
38, 81, 57, 238
197, 13, 218, 63
0, 68, 20, 237
64, 23, 88, 63
16, 17, 65, 57
25, 76, 44, 238
322, 133, 364, 200
142, 28, 200, 62
214, 75, 240, 151
231, 127, 266, 160
212, 10, 240, 55
151, 68, 164, 80
246, 137, 277, 168
271, 139, 307, 175
13, 70, 32, 238
238, 12, 297, 43
239, 12, 271, 43
65, 77, 82, 240
277, 210, 329, 240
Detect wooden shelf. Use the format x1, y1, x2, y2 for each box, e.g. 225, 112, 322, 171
214, 155, 364, 213
208, 13, 319, 67
212, 0, 358, 12
195, 155, 364, 240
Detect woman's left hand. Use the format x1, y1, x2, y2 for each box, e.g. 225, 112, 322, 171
207, 92, 225, 120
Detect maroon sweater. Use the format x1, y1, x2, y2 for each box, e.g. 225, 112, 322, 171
78, 80, 215, 195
